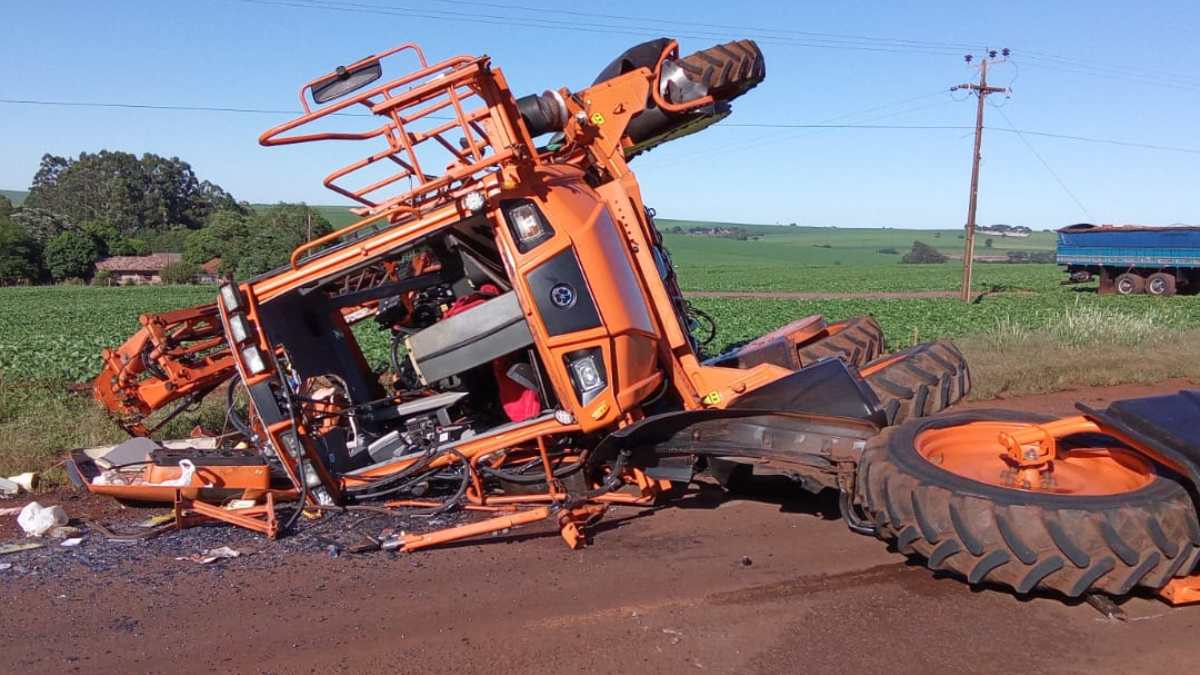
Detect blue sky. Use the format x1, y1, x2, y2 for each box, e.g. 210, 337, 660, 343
3, 0, 1198, 228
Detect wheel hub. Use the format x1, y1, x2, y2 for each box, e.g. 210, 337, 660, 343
916, 419, 1156, 495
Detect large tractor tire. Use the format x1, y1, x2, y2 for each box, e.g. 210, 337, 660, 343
795, 315, 884, 368
859, 341, 971, 425
857, 410, 1200, 598
677, 39, 766, 101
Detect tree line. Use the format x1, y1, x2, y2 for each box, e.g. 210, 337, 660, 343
0, 150, 332, 284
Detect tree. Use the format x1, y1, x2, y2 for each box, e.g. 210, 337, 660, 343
234, 204, 332, 278
10, 208, 73, 245
44, 230, 102, 280
0, 195, 13, 219
24, 151, 242, 237
901, 240, 948, 264
160, 261, 199, 284
0, 216, 42, 282
184, 209, 253, 274
984, 237, 994, 249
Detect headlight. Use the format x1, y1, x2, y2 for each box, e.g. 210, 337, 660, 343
461, 190, 486, 213
219, 284, 242, 311
502, 200, 553, 251
241, 345, 268, 374
565, 347, 606, 405
228, 314, 252, 343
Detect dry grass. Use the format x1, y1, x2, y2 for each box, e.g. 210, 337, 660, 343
959, 301, 1200, 400
0, 377, 229, 482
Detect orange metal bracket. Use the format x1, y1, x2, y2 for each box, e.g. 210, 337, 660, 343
173, 492, 279, 539
1160, 576, 1200, 605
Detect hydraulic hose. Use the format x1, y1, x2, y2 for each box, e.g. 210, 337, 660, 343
225, 378, 254, 439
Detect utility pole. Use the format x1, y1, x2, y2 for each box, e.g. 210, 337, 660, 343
953, 49, 1010, 302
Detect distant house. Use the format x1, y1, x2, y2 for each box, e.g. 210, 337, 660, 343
94, 253, 183, 285
198, 258, 223, 284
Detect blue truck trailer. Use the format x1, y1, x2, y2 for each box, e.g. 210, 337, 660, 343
1057, 223, 1200, 295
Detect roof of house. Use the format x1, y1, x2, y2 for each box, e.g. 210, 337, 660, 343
200, 258, 222, 275
94, 253, 183, 273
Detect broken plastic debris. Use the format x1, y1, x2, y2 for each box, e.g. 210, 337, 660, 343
0, 541, 44, 556
0, 477, 19, 497
60, 537, 84, 548
137, 513, 175, 528
0, 563, 11, 571
147, 459, 204, 488
224, 499, 257, 510
7, 472, 38, 493
176, 545, 242, 564
17, 502, 69, 537
47, 525, 82, 539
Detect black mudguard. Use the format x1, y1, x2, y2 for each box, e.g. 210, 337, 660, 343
1079, 389, 1200, 492
599, 360, 884, 487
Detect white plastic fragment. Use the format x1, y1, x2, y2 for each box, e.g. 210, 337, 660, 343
7, 472, 38, 493
176, 545, 242, 564
60, 537, 84, 548
16, 502, 69, 537
0, 477, 18, 498
147, 459, 207, 488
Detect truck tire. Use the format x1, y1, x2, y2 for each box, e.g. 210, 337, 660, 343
857, 410, 1200, 598
795, 316, 884, 367
1115, 272, 1145, 295
859, 341, 971, 425
1147, 272, 1177, 297
677, 40, 766, 101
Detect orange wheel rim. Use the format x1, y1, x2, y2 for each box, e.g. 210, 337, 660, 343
915, 422, 1155, 496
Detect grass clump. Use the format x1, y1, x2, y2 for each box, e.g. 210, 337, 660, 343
960, 300, 1197, 399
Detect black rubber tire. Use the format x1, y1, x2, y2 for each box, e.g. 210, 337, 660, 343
857, 410, 1200, 598
795, 315, 884, 368
1147, 272, 1177, 297
1115, 272, 1145, 295
678, 39, 766, 102
860, 341, 971, 426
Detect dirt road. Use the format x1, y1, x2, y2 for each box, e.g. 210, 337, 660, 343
2, 381, 1198, 674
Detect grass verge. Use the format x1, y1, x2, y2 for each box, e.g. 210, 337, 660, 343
959, 302, 1200, 399
0, 377, 230, 482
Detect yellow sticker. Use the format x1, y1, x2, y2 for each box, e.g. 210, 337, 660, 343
702, 391, 721, 405
590, 112, 606, 125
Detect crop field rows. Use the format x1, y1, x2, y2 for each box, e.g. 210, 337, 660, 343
2, 282, 1198, 383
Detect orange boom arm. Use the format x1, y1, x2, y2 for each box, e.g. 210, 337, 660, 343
93, 303, 236, 435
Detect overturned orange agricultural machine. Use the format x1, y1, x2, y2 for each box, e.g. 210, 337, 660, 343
73, 38, 1200, 604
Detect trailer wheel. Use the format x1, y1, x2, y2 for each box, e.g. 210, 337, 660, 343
1115, 272, 1145, 295
859, 341, 970, 425
1147, 273, 1177, 297
857, 410, 1200, 598
795, 315, 884, 367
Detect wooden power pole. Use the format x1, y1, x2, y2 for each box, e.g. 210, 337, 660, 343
954, 49, 1010, 301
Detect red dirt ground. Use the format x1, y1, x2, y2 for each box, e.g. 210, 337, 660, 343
1, 380, 1198, 674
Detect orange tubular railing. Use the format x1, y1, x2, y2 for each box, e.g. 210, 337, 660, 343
258, 43, 539, 269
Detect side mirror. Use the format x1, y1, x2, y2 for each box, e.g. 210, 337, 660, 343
311, 61, 383, 105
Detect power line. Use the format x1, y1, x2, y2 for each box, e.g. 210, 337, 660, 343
987, 127, 1200, 155
423, 0, 985, 52
0, 97, 372, 117
994, 108, 1091, 219
246, 0, 1200, 93
234, 0, 975, 56
5, 97, 1200, 156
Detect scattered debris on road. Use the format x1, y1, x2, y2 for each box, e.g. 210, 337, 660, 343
176, 546, 243, 564
17, 502, 68, 537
